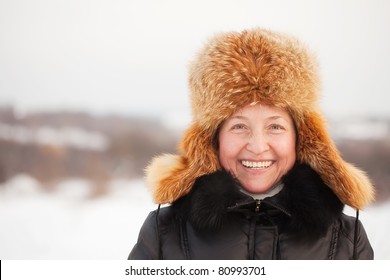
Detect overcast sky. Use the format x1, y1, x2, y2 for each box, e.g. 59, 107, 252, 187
1, 0, 389, 128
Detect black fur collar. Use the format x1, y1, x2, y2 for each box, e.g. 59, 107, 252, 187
172, 164, 344, 239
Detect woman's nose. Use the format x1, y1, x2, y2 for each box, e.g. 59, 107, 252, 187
246, 131, 269, 154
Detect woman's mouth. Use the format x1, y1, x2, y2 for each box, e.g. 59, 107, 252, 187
241, 160, 273, 169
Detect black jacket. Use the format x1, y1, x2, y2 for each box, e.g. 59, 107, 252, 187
128, 164, 373, 259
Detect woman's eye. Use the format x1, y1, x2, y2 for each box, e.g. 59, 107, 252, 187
270, 124, 284, 131
232, 124, 247, 130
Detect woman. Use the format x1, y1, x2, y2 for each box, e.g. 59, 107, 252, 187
128, 28, 374, 259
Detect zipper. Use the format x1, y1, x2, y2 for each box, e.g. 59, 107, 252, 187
255, 199, 261, 212
228, 199, 263, 212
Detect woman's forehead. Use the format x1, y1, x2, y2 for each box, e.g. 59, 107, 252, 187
230, 103, 290, 117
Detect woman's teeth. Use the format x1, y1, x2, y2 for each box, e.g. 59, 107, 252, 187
241, 160, 272, 169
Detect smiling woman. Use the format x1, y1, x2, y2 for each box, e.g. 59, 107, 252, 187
128, 27, 374, 260
218, 103, 296, 194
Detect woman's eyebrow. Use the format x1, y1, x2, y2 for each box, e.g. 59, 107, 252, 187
267, 116, 284, 120
229, 115, 247, 120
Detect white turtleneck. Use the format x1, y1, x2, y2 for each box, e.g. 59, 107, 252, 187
240, 182, 284, 200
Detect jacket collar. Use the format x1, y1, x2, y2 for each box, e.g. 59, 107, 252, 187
172, 163, 344, 239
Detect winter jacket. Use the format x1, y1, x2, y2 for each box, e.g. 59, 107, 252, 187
128, 164, 373, 260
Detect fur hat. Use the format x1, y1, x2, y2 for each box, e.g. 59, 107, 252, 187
146, 28, 374, 210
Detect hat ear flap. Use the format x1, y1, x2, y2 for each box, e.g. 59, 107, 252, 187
179, 122, 220, 172
297, 112, 375, 209
146, 123, 220, 204
145, 154, 189, 204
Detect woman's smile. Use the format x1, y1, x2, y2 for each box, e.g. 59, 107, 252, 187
240, 160, 274, 169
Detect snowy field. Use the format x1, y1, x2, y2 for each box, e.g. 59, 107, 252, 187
0, 175, 389, 260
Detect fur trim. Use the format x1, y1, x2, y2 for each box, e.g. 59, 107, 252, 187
279, 164, 344, 238
172, 164, 344, 239
145, 28, 375, 209
172, 170, 244, 231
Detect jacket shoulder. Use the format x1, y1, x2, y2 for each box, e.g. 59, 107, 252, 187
337, 213, 374, 259
128, 210, 159, 259
128, 206, 177, 260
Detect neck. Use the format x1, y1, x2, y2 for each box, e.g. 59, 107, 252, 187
240, 182, 284, 200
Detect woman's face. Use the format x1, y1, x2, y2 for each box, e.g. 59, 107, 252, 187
218, 103, 296, 193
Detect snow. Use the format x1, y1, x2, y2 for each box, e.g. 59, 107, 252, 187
0, 176, 154, 259
0, 175, 389, 260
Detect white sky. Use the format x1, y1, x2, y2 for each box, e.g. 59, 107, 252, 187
1, 0, 390, 128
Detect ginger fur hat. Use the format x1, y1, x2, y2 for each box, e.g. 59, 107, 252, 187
146, 28, 375, 210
